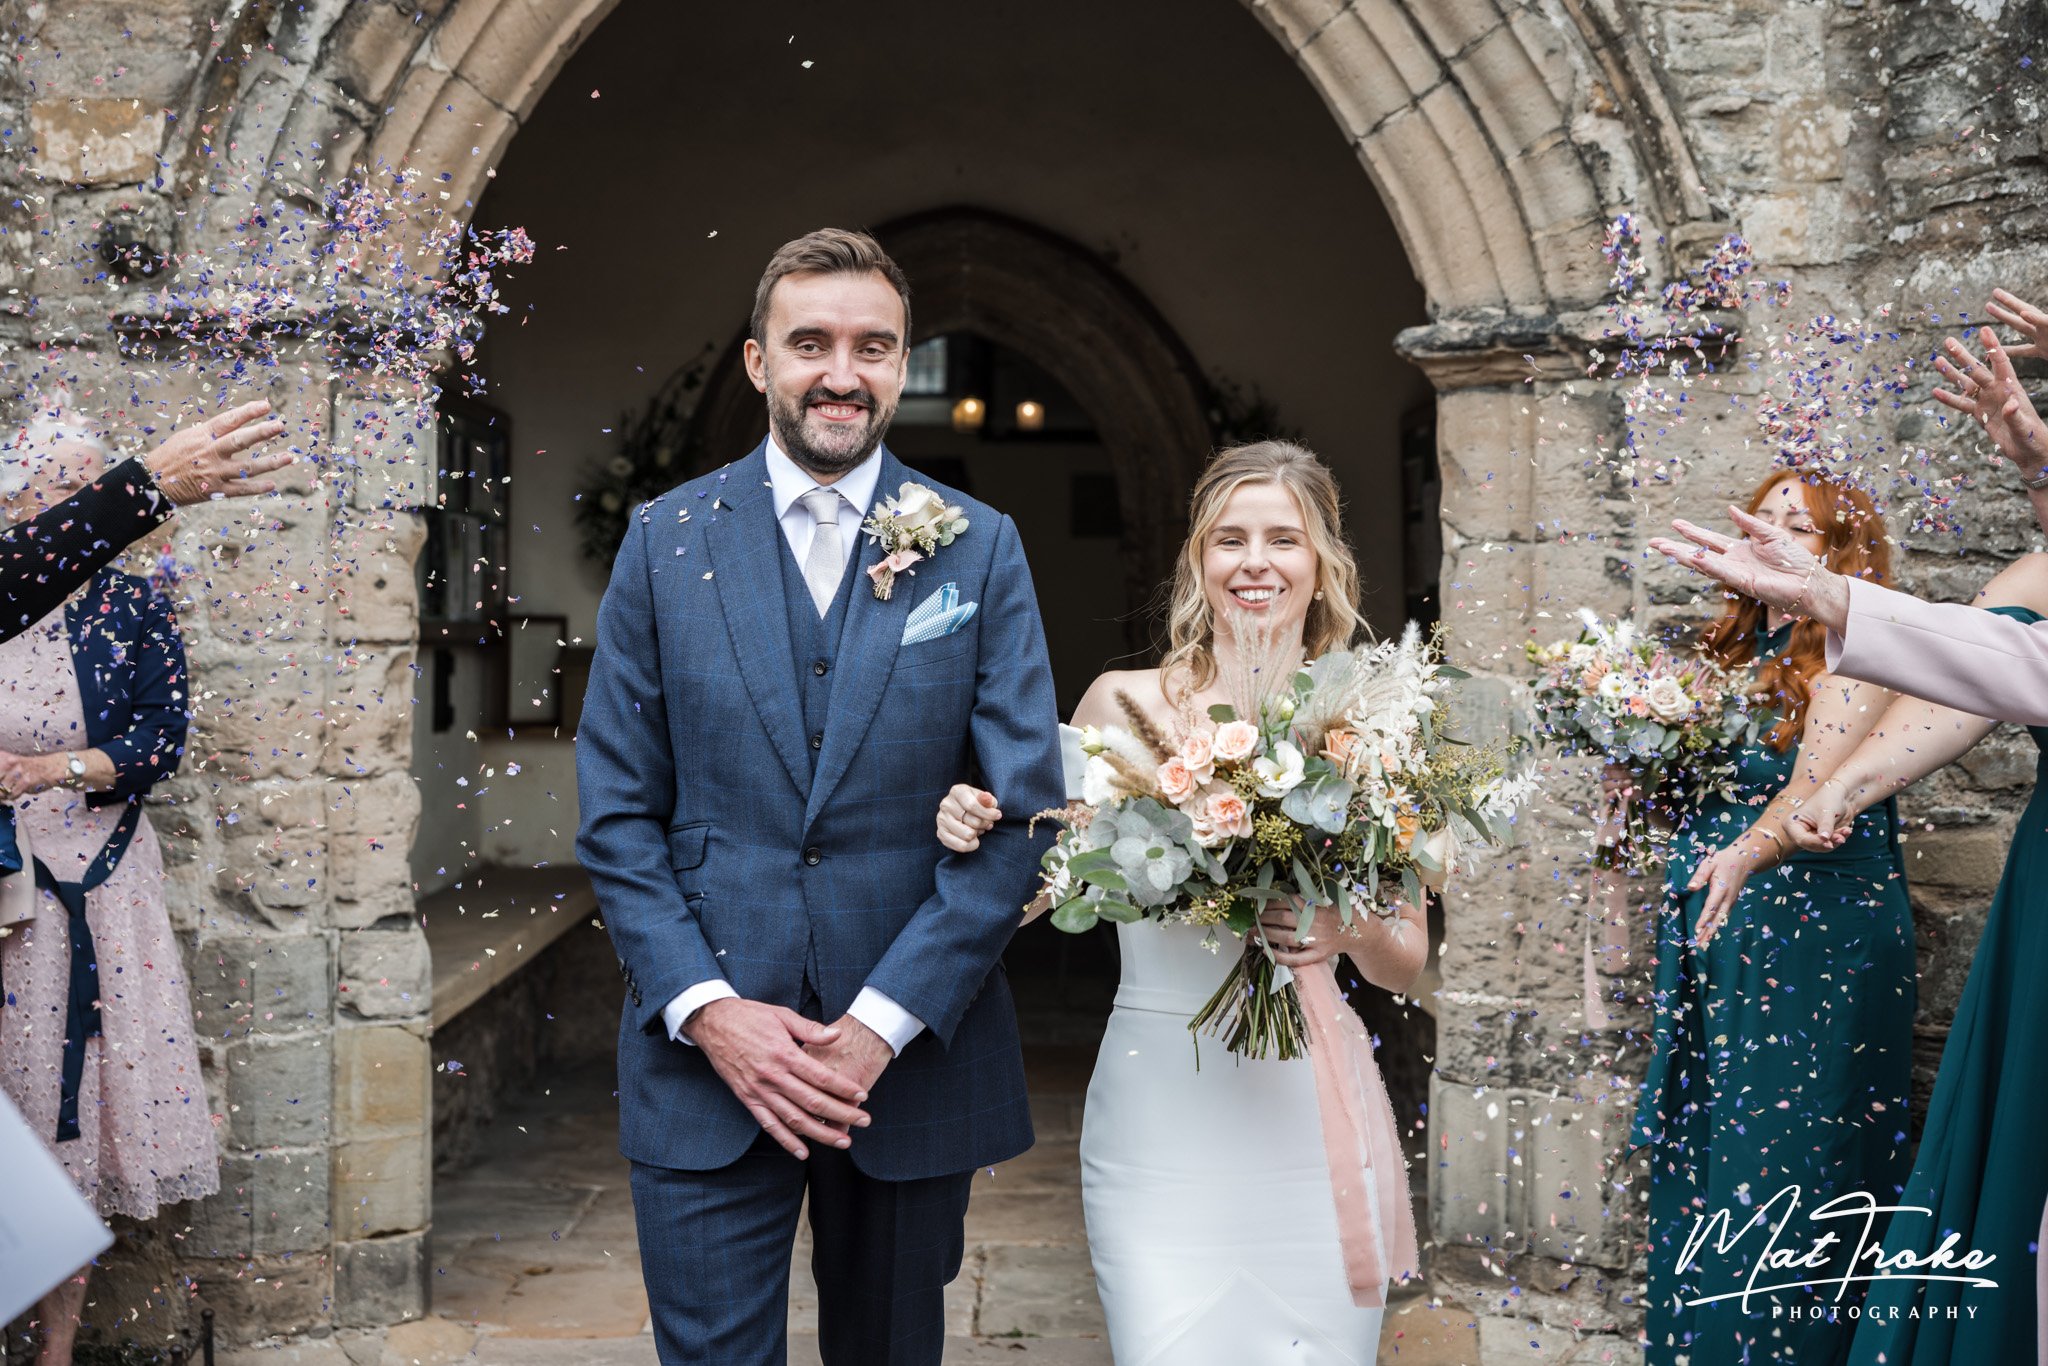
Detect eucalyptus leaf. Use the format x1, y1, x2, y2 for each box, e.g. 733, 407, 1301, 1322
1050, 898, 1100, 934
1097, 898, 1144, 924
1209, 703, 1238, 724
1400, 865, 1423, 909
1290, 856, 1324, 905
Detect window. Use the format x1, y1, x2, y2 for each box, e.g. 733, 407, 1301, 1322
904, 336, 950, 396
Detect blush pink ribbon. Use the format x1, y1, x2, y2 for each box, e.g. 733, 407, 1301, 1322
1298, 958, 1419, 1308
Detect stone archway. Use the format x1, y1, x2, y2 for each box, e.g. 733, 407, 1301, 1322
691, 208, 1214, 634
131, 0, 1720, 1339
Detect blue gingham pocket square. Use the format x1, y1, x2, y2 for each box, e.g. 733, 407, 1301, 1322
901, 582, 978, 646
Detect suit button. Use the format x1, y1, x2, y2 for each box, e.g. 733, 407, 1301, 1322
803, 847, 822, 866
810, 732, 823, 750
813, 659, 829, 676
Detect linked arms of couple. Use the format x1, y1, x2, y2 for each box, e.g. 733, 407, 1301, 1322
933, 789, 1430, 995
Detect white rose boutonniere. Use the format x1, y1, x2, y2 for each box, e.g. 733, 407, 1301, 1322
863, 481, 969, 600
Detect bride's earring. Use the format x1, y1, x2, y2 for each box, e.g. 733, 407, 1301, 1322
1313, 591, 1325, 601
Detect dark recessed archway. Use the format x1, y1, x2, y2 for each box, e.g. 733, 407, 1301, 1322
692, 208, 1216, 638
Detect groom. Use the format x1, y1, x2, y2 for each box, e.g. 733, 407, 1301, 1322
576, 228, 1064, 1364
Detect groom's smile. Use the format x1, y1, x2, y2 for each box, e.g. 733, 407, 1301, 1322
745, 265, 909, 480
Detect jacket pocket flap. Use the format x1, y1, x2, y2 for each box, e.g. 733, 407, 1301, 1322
665, 823, 708, 871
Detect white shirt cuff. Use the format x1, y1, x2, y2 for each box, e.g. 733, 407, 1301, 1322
662, 980, 738, 1044
848, 987, 925, 1056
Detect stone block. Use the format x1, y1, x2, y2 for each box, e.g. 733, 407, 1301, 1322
190, 1149, 333, 1258
212, 834, 331, 928
1408, 0, 1507, 59
335, 1131, 431, 1237
339, 395, 439, 514
224, 1030, 335, 1150
1243, 0, 1349, 51
1903, 820, 2012, 895
1453, 22, 1565, 161
336, 1021, 432, 1140
192, 931, 336, 1037
30, 98, 168, 185
1439, 387, 1537, 521
197, 1254, 337, 1349
325, 0, 433, 106
335, 1233, 428, 1329
340, 928, 433, 1020
1776, 98, 1851, 182
331, 518, 428, 645
1295, 5, 1423, 141
323, 648, 419, 780
1429, 1077, 1634, 1272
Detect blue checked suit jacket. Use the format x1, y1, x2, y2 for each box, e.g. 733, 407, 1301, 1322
576, 444, 1063, 1180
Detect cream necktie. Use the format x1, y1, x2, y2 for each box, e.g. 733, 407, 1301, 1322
799, 487, 845, 616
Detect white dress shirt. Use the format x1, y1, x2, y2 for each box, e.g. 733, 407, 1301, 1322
660, 437, 927, 1056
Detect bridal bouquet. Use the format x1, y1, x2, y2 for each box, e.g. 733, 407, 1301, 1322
1036, 623, 1534, 1061
1524, 609, 1758, 868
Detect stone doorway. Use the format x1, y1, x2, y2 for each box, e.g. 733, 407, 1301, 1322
29, 0, 1727, 1350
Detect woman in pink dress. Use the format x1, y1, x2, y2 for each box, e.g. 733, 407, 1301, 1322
0, 416, 216, 1366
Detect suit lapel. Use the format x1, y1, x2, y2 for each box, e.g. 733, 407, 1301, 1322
804, 449, 916, 831
705, 446, 811, 797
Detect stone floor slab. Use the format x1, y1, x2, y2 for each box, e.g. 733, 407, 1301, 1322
378, 1315, 478, 1366
975, 1244, 1108, 1339
494, 1263, 650, 1338
791, 1335, 1114, 1365
469, 1333, 660, 1366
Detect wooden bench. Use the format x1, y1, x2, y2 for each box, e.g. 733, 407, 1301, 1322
418, 864, 598, 1028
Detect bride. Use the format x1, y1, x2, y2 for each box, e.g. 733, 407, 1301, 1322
937, 440, 1424, 1364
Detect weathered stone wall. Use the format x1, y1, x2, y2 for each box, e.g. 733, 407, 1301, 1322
3, 0, 2042, 1356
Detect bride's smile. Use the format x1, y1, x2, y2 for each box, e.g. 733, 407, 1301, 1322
1202, 479, 1322, 638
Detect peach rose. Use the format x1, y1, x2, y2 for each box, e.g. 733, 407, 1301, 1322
1395, 810, 1420, 853
1156, 755, 1198, 805
1179, 729, 1217, 783
1213, 720, 1260, 764
1321, 728, 1360, 770
1206, 788, 1255, 842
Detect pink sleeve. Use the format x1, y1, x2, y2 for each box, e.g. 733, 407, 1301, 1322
1827, 577, 2048, 726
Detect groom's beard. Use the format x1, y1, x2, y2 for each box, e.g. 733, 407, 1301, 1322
767, 381, 897, 478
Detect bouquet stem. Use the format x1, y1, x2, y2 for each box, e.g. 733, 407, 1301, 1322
1188, 941, 1309, 1061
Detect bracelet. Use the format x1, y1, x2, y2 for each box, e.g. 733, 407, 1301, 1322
1790, 559, 1827, 617
1754, 827, 1785, 854
2023, 464, 2048, 490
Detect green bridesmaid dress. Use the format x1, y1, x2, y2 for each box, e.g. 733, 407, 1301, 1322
1635, 623, 1918, 1366
1847, 604, 2048, 1364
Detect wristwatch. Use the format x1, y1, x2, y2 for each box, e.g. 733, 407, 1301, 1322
63, 755, 87, 788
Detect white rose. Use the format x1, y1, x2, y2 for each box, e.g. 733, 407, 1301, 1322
1567, 643, 1598, 669
1595, 671, 1628, 715
1081, 754, 1120, 807
1645, 676, 1695, 723
890, 483, 953, 534
1253, 741, 1306, 798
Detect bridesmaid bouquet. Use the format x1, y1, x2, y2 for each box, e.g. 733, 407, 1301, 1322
1524, 609, 1757, 868
1035, 623, 1534, 1061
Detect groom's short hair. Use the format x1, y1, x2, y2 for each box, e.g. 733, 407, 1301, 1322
750, 228, 912, 346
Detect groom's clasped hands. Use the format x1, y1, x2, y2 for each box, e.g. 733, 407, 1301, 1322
688, 998, 891, 1160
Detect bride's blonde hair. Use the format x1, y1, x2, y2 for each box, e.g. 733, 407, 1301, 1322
1160, 440, 1365, 700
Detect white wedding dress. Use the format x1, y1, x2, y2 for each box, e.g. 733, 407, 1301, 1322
1063, 730, 1386, 1365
